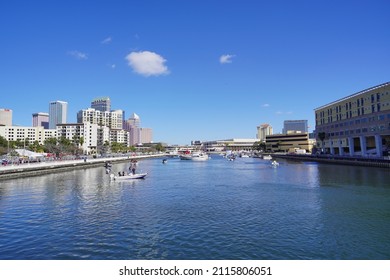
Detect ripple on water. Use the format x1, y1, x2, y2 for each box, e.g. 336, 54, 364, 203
1, 157, 390, 259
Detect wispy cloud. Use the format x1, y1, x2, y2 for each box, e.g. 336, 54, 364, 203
261, 103, 270, 108
125, 51, 169, 77
219, 54, 235, 64
276, 110, 293, 115
101, 37, 112, 44
68, 50, 88, 60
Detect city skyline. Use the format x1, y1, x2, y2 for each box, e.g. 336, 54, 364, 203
1, 0, 389, 145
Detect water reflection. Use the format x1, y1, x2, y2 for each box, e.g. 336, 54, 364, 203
0, 157, 389, 260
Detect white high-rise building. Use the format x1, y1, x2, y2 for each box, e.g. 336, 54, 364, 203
0, 109, 13, 126
49, 101, 68, 129
77, 108, 123, 129
56, 122, 98, 154
256, 123, 273, 142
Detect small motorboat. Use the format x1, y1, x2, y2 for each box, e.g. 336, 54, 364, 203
271, 160, 279, 167
110, 173, 147, 181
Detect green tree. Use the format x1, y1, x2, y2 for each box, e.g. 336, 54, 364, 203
0, 136, 8, 147
28, 140, 44, 153
252, 141, 266, 152
155, 143, 165, 152
44, 137, 60, 156
317, 132, 326, 151
111, 142, 126, 153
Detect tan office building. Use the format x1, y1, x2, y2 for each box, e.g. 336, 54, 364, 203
266, 132, 313, 153
314, 82, 390, 157
0, 109, 13, 126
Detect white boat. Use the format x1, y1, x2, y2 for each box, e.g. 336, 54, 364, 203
240, 154, 250, 158
180, 152, 209, 161
191, 152, 209, 161
263, 155, 272, 160
271, 160, 279, 167
110, 173, 147, 181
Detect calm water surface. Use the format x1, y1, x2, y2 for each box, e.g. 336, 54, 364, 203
0, 156, 389, 260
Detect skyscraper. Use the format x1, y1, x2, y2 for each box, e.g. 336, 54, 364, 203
91, 97, 111, 112
32, 112, 49, 129
0, 109, 12, 126
124, 113, 141, 146
49, 101, 68, 129
256, 123, 273, 142
283, 120, 308, 134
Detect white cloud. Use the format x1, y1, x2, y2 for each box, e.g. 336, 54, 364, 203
219, 54, 235, 64
276, 110, 293, 115
68, 50, 88, 60
261, 103, 270, 107
125, 51, 169, 77
101, 37, 112, 44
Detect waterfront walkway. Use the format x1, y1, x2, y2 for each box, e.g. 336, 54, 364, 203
0, 154, 164, 180
273, 153, 390, 168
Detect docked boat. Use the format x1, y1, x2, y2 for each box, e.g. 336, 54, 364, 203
263, 155, 272, 160
110, 173, 147, 181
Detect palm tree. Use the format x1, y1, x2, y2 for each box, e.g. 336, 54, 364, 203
318, 132, 326, 153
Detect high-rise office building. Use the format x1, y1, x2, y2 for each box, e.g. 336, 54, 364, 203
140, 127, 153, 144
283, 120, 308, 134
0, 109, 12, 126
124, 113, 141, 146
49, 101, 68, 129
32, 112, 49, 129
256, 123, 273, 142
91, 97, 111, 112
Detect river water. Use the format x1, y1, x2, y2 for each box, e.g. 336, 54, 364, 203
0, 156, 389, 260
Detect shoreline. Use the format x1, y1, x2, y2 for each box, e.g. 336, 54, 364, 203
0, 154, 164, 181
272, 154, 390, 168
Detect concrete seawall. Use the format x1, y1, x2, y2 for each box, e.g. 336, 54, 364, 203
273, 154, 390, 168
0, 154, 163, 181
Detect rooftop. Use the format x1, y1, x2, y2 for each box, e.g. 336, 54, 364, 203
314, 81, 390, 111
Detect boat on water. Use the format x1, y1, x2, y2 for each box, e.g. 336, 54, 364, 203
227, 154, 236, 161
271, 160, 279, 167
263, 155, 272, 160
110, 173, 147, 181
191, 152, 209, 161
179, 152, 209, 161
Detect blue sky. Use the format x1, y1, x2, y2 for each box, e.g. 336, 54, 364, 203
1, 0, 389, 145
